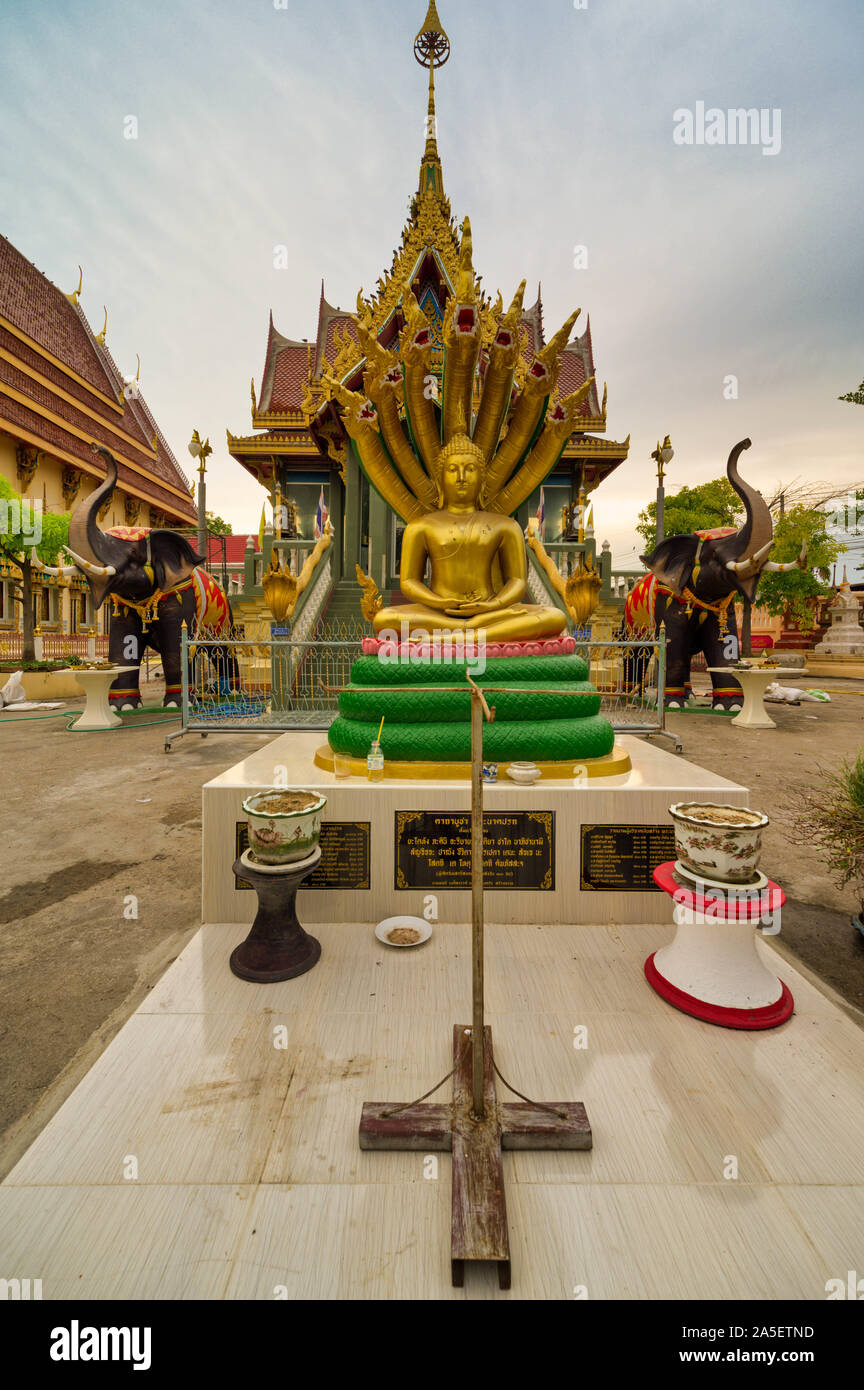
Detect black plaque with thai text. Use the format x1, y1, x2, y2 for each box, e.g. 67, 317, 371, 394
395, 810, 555, 891
580, 824, 676, 892
235, 821, 371, 891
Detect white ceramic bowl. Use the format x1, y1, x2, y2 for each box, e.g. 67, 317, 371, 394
669, 802, 769, 885
375, 915, 432, 948
506, 761, 542, 785
243, 788, 327, 866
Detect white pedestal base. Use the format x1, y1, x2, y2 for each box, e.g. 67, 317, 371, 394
202, 734, 749, 927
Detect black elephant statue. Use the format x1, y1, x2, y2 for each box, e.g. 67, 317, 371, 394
42, 445, 238, 710
624, 439, 806, 710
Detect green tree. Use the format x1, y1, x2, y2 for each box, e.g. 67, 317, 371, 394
0, 476, 70, 663
206, 512, 233, 536
636, 478, 743, 551
839, 377, 864, 406
756, 504, 845, 630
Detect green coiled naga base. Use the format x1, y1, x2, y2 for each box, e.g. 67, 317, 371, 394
329, 652, 616, 764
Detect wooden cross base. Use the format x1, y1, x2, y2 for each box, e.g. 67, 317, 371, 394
360, 1025, 592, 1289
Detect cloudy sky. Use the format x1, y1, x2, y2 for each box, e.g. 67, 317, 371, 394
1, 0, 862, 563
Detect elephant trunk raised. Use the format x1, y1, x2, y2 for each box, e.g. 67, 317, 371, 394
67, 445, 204, 610
63, 446, 232, 711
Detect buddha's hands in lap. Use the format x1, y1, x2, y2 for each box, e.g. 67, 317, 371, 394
444, 598, 503, 618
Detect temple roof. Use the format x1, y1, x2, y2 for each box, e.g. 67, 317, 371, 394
0, 234, 196, 523
230, 3, 627, 489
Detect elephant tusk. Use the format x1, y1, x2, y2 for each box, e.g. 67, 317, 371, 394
30, 549, 79, 578
65, 547, 116, 578
726, 541, 774, 575
763, 539, 808, 574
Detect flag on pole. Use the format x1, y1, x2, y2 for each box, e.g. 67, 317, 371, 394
535, 487, 546, 541
315, 486, 329, 540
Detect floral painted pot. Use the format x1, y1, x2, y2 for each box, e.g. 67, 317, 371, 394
669, 802, 769, 885
243, 788, 327, 866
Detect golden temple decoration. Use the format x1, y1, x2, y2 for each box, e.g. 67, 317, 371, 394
65, 265, 83, 307
96, 307, 108, 345
333, 322, 360, 380
355, 564, 384, 624
61, 466, 82, 507
525, 520, 602, 629
15, 445, 39, 490
329, 189, 597, 641
262, 524, 333, 623
326, 437, 348, 486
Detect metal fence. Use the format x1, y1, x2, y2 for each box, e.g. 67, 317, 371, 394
167, 624, 681, 754
575, 632, 681, 751
0, 631, 109, 662
166, 623, 363, 750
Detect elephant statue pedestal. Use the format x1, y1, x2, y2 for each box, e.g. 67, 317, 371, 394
707, 666, 805, 730
66, 665, 138, 731
230, 849, 322, 983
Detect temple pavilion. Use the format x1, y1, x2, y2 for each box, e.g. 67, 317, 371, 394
0, 233, 196, 642
227, 1, 629, 600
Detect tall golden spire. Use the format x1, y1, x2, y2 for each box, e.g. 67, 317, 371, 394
414, 2, 450, 199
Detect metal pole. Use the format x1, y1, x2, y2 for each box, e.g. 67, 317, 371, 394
197, 469, 207, 564
181, 620, 189, 725
656, 479, 665, 548
470, 687, 485, 1119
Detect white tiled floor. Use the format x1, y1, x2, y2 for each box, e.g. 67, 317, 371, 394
2, 918, 862, 1299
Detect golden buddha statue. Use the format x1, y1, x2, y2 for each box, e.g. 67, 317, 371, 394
326, 219, 596, 643
376, 432, 565, 639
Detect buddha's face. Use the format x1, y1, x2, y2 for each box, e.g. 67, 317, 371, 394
441, 451, 483, 508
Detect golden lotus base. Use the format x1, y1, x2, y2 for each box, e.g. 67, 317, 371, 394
313, 743, 633, 781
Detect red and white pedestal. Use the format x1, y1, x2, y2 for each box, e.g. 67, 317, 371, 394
644, 862, 794, 1030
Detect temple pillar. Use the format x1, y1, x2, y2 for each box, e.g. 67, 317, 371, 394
328, 464, 344, 583
343, 447, 362, 578
368, 486, 389, 593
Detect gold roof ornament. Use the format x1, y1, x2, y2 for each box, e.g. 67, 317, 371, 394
414, 3, 450, 201
65, 265, 83, 307
96, 306, 108, 345
414, 1, 450, 69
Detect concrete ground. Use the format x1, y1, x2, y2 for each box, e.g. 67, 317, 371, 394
0, 668, 862, 1179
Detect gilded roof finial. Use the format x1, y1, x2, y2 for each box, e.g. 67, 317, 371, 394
65, 265, 83, 307
414, 3, 450, 199
96, 306, 108, 345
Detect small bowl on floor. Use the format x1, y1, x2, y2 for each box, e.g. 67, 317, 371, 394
375, 915, 432, 949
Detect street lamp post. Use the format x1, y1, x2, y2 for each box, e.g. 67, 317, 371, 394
188, 430, 213, 565
651, 436, 675, 547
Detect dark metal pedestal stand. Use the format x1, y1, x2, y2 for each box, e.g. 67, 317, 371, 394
230, 849, 322, 983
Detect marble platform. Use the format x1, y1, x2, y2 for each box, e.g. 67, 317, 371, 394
202, 733, 749, 927
2, 916, 862, 1300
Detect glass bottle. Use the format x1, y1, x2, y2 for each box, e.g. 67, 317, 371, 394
367, 740, 385, 782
